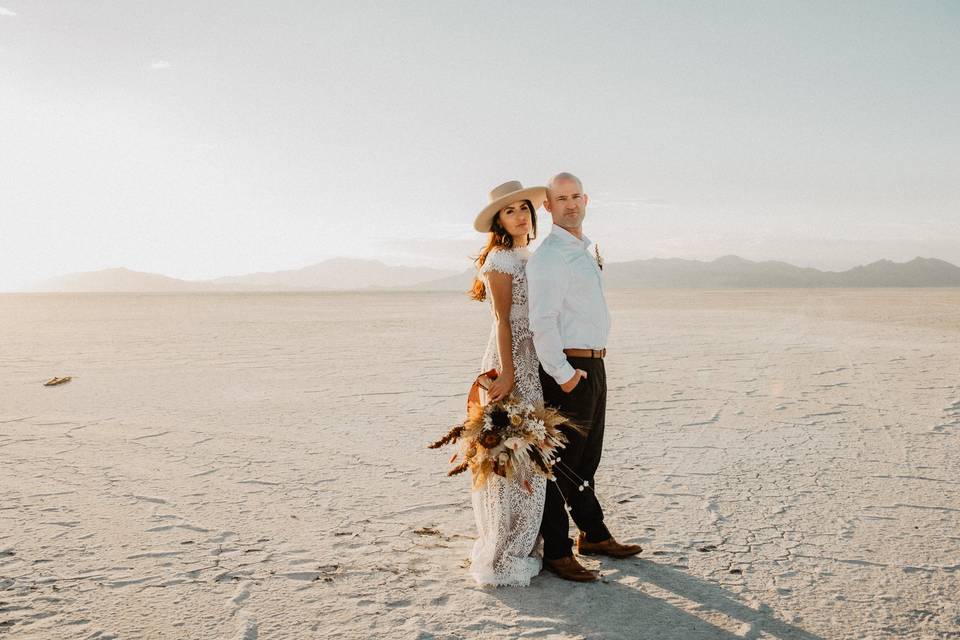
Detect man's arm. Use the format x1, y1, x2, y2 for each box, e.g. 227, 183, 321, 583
527, 250, 577, 386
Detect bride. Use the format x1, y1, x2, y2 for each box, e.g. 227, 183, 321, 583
467, 180, 548, 587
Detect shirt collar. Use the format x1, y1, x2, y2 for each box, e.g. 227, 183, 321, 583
549, 224, 592, 250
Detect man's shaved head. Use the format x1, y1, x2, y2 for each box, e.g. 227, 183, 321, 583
546, 172, 583, 197
543, 172, 588, 237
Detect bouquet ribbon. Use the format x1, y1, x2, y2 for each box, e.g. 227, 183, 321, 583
467, 369, 499, 410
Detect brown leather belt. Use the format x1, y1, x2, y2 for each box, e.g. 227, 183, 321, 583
563, 348, 606, 359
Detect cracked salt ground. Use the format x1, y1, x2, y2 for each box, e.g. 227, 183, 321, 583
0, 289, 958, 639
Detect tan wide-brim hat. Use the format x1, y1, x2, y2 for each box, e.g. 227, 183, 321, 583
473, 180, 547, 233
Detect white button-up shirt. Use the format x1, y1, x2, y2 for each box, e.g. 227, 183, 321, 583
526, 224, 612, 386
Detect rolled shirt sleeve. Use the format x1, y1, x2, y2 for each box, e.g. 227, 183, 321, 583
527, 249, 577, 386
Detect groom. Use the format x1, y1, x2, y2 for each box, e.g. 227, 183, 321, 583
527, 172, 643, 582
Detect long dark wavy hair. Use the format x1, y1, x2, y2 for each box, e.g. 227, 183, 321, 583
469, 200, 537, 301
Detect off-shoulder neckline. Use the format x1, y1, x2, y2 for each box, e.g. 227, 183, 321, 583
489, 246, 530, 257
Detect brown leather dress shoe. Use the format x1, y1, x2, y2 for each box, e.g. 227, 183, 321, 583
576, 532, 643, 558
543, 555, 599, 582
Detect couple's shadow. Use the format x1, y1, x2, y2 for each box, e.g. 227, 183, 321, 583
487, 557, 824, 640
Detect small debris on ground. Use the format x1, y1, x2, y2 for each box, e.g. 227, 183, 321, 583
414, 526, 442, 536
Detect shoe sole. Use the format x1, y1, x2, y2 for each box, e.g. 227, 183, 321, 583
577, 547, 643, 558
544, 564, 599, 582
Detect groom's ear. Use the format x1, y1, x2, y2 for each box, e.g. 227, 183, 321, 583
582, 193, 589, 207
543, 197, 553, 213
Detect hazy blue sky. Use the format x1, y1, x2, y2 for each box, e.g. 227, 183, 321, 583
2, 1, 958, 290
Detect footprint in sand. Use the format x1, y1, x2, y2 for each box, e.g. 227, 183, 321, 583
227, 581, 257, 640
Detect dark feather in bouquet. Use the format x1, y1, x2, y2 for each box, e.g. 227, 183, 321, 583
428, 424, 464, 450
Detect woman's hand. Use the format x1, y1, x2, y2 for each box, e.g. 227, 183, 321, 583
487, 370, 515, 403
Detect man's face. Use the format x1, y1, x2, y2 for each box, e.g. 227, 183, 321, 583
545, 179, 587, 231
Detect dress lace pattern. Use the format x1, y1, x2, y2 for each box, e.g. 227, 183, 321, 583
470, 247, 546, 587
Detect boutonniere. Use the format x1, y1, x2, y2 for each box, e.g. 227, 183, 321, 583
594, 244, 604, 270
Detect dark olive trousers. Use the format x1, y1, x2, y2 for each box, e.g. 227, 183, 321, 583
538, 356, 611, 560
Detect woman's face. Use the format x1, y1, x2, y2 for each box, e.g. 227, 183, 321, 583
497, 200, 532, 238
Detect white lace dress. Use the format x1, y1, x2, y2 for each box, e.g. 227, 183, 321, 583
470, 247, 547, 587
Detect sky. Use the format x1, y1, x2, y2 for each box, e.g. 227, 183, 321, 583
1, 1, 958, 291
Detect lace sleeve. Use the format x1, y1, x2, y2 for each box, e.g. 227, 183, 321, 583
479, 249, 517, 279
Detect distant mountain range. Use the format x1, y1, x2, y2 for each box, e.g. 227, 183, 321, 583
606, 255, 960, 289
30, 258, 453, 293
411, 256, 960, 290
28, 256, 960, 292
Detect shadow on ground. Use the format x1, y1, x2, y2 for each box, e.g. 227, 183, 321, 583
485, 558, 825, 640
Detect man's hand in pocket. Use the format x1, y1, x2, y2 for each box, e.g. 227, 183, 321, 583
560, 369, 588, 394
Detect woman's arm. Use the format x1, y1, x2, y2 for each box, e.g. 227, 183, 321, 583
486, 270, 515, 402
